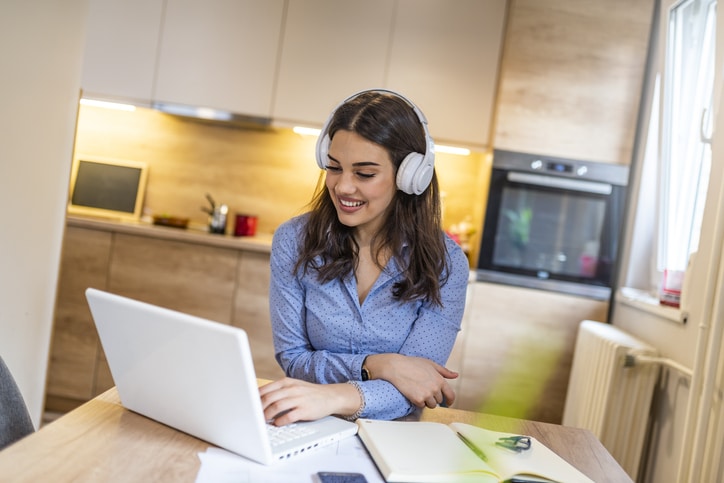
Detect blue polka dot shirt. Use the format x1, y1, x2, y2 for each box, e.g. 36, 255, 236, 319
269, 213, 469, 420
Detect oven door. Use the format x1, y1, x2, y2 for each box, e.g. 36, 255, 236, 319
477, 167, 627, 300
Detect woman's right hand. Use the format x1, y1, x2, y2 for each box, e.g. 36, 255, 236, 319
259, 377, 362, 425
364, 354, 458, 408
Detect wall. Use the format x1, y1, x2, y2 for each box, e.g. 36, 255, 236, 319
0, 0, 89, 427
72, 106, 492, 263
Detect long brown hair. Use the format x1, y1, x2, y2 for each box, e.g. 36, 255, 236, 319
295, 91, 450, 306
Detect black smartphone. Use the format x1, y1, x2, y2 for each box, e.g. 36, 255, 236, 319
316, 471, 368, 483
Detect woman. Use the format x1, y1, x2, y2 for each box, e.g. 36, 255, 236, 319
260, 89, 469, 425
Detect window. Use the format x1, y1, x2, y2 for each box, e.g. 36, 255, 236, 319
621, 0, 716, 307
659, 0, 716, 273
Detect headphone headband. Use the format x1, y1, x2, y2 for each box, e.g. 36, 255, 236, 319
315, 88, 435, 195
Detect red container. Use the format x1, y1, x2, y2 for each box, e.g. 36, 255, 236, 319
234, 214, 257, 237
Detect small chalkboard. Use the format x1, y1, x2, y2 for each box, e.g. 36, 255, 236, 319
68, 156, 148, 220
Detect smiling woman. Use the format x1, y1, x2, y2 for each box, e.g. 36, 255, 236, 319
259, 89, 470, 426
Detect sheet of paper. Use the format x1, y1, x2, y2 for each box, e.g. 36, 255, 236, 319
195, 436, 384, 483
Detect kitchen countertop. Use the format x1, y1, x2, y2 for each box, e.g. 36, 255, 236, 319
66, 215, 273, 254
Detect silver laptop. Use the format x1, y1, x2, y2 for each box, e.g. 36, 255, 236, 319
85, 288, 358, 465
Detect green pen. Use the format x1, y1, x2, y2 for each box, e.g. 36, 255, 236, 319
456, 431, 488, 462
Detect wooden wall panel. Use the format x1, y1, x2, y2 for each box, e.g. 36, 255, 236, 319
72, 105, 490, 257
493, 0, 655, 164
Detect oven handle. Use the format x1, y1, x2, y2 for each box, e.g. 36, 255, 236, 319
507, 172, 613, 195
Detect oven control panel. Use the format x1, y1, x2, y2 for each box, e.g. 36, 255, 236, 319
530, 159, 590, 177
493, 149, 629, 186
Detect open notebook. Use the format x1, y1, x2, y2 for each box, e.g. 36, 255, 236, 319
85, 288, 358, 465
357, 419, 594, 483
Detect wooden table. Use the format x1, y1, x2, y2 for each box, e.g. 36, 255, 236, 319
0, 388, 631, 482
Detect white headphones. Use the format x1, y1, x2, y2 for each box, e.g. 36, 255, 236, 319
315, 88, 436, 195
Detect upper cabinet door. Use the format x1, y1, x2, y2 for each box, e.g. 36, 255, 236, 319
81, 0, 164, 105
492, 0, 654, 164
386, 0, 507, 148
154, 0, 285, 118
272, 0, 396, 125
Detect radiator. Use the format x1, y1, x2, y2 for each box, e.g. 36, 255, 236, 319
562, 320, 659, 480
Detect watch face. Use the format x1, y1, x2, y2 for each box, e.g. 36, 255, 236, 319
361, 368, 369, 381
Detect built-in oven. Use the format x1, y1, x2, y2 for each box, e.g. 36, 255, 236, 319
476, 150, 629, 300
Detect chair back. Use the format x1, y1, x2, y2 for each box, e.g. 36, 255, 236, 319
0, 356, 34, 450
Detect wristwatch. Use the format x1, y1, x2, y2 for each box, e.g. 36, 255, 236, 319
361, 362, 371, 381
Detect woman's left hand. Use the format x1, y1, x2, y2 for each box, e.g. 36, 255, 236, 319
259, 377, 361, 426
365, 354, 458, 409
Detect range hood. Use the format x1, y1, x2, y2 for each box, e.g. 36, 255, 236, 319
153, 101, 273, 130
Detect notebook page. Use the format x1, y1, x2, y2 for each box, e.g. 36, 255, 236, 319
450, 423, 594, 483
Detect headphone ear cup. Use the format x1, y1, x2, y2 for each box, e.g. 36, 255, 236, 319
315, 133, 331, 169
396, 152, 434, 195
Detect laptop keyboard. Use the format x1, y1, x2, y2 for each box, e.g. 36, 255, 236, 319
266, 422, 318, 447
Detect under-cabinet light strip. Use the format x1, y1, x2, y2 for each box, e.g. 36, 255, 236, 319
293, 126, 470, 156
80, 98, 136, 112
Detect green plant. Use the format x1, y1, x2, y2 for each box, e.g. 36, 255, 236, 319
505, 207, 532, 250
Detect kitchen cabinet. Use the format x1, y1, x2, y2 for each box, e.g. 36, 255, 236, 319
46, 226, 112, 411
107, 233, 238, 323
455, 281, 608, 424
232, 250, 280, 379
386, 0, 507, 147
81, 0, 505, 147
79, 0, 653, 154
154, 0, 285, 118
271, 0, 395, 124
45, 218, 283, 413
47, 220, 605, 423
273, 0, 506, 148
493, 0, 655, 164
80, 0, 164, 105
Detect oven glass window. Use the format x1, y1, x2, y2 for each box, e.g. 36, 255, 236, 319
492, 185, 608, 280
